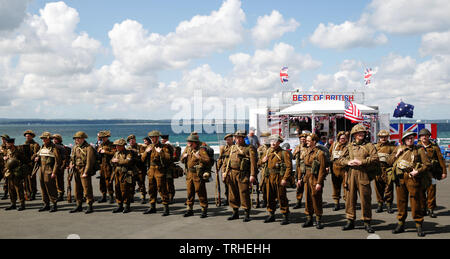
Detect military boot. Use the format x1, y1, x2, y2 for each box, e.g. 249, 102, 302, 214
376, 202, 384, 213
98, 194, 107, 203
302, 216, 313, 228
228, 208, 239, 220
140, 195, 146, 204
4, 203, 16, 211
315, 215, 324, 229
184, 205, 194, 217
70, 203, 83, 213
162, 204, 170, 216
30, 192, 36, 201
123, 203, 131, 214
113, 203, 124, 213
261, 200, 267, 208
264, 212, 275, 223
243, 209, 251, 222
364, 220, 375, 233
281, 213, 290, 225
342, 219, 355, 231
429, 209, 437, 218
39, 203, 51, 212
416, 223, 425, 237
143, 203, 157, 214
109, 194, 114, 204
17, 202, 25, 211
392, 222, 405, 234
333, 202, 341, 211
200, 207, 208, 218
50, 203, 57, 213
57, 192, 64, 202
293, 199, 302, 209
85, 203, 94, 214
386, 203, 394, 214
1, 192, 8, 200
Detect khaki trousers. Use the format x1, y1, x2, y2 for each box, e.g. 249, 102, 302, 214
8, 176, 25, 204
73, 168, 94, 204
423, 184, 436, 210
147, 166, 169, 205
99, 166, 114, 196
396, 173, 424, 223
304, 172, 323, 216
374, 168, 394, 204
114, 173, 133, 204
345, 170, 372, 221
55, 168, 65, 195
227, 169, 250, 210
265, 173, 289, 214
186, 171, 208, 208
39, 170, 58, 204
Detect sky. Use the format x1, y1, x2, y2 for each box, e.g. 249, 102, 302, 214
0, 0, 449, 120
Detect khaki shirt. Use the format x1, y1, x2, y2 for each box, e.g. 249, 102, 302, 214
228, 144, 257, 177
182, 146, 210, 170
266, 146, 292, 181
304, 146, 327, 185
338, 141, 379, 176
418, 141, 447, 177
71, 141, 96, 175
98, 140, 115, 170
38, 143, 62, 175
388, 145, 430, 176
217, 144, 233, 171
140, 142, 171, 168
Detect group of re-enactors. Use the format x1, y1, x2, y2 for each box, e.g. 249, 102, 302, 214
0, 124, 447, 237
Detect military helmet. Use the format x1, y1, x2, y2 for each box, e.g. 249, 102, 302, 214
336, 131, 346, 140
1, 134, 10, 139
402, 130, 417, 141
113, 138, 127, 146
418, 128, 431, 136
40, 132, 53, 139
260, 132, 271, 137
127, 134, 136, 142
23, 130, 36, 137
350, 124, 367, 135
269, 134, 284, 143
6, 158, 20, 170
191, 131, 198, 136
148, 130, 161, 137
308, 133, 320, 142
377, 130, 390, 137
223, 133, 234, 140
187, 134, 200, 143
52, 134, 63, 142
73, 131, 88, 139
98, 130, 111, 138
234, 130, 247, 137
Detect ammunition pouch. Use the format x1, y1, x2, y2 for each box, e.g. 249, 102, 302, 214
430, 159, 442, 180
377, 153, 389, 163
12, 164, 28, 179
240, 157, 250, 172
311, 159, 320, 176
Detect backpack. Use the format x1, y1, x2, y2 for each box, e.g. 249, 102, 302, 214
316, 144, 331, 168
200, 145, 215, 173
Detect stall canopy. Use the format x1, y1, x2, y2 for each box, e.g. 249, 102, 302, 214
277, 100, 378, 115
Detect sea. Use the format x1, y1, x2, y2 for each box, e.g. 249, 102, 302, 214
1, 120, 450, 148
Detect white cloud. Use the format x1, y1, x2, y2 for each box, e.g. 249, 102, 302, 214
310, 21, 387, 49
251, 10, 300, 47
0, 0, 30, 31
420, 30, 450, 56
108, 0, 245, 74
367, 0, 450, 35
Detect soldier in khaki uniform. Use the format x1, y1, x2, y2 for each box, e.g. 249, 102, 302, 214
300, 134, 327, 229
161, 134, 177, 203
111, 139, 135, 213
417, 128, 447, 218
1, 134, 9, 200
181, 134, 211, 218
127, 134, 147, 204
142, 130, 171, 216
222, 130, 257, 222
329, 131, 348, 211
35, 132, 62, 212
257, 132, 271, 208
374, 130, 396, 214
260, 134, 292, 225
97, 130, 115, 204
389, 131, 430, 237
217, 133, 234, 206
338, 124, 379, 233
3, 137, 27, 211
52, 134, 71, 202
292, 132, 308, 209
69, 131, 96, 214
23, 130, 40, 201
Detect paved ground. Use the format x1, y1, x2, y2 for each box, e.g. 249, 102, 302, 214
1, 168, 449, 239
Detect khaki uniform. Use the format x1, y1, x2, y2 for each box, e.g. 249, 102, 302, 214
218, 144, 233, 201
141, 142, 171, 205
54, 144, 70, 197
374, 142, 396, 205
257, 144, 270, 206
293, 144, 307, 203
388, 145, 430, 223
0, 144, 7, 196
303, 147, 327, 217
71, 141, 96, 204
417, 141, 446, 212
338, 141, 378, 221
38, 143, 62, 204
264, 146, 292, 214
5, 146, 27, 205
22, 139, 40, 198
329, 142, 348, 203
182, 146, 210, 209
164, 143, 176, 201
128, 143, 146, 198
225, 143, 257, 210
98, 140, 115, 196
111, 149, 134, 204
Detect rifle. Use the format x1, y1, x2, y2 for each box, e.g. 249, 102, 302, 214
67, 167, 74, 203
215, 161, 221, 207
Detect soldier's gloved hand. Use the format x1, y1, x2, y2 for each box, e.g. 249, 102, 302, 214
250, 175, 256, 184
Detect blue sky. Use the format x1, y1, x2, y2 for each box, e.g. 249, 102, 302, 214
1, 0, 449, 120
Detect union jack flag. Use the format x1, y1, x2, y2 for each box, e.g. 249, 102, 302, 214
364, 68, 373, 85
280, 66, 288, 85
389, 123, 437, 143
344, 99, 363, 123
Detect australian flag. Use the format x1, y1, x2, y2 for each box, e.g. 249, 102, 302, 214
393, 101, 414, 118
